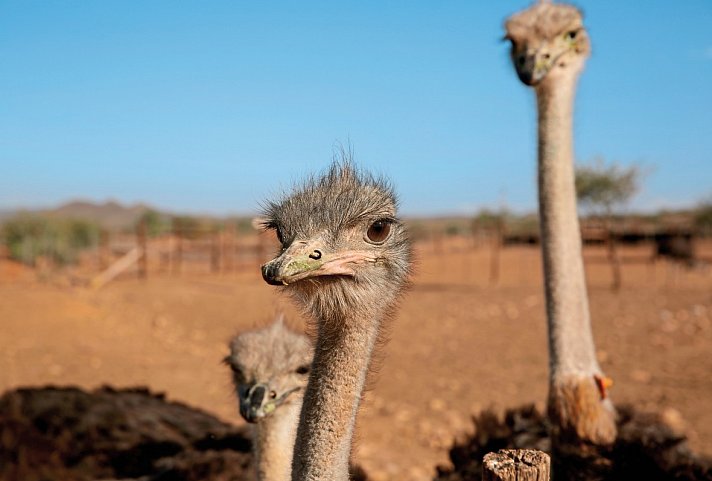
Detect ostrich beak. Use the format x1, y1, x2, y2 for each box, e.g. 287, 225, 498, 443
239, 383, 269, 423
517, 52, 552, 86
239, 383, 302, 423
261, 240, 375, 286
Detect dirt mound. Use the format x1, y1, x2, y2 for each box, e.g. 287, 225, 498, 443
435, 404, 712, 481
0, 385, 370, 481
0, 385, 253, 481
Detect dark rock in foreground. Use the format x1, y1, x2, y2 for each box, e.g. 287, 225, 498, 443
435, 404, 712, 481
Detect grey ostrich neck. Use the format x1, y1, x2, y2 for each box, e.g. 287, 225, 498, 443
254, 400, 302, 481
293, 285, 388, 481
536, 77, 597, 377
534, 67, 616, 446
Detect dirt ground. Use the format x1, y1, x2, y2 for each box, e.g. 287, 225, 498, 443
1, 240, 711, 481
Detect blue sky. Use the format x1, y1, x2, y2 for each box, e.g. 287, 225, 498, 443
1, 1, 711, 216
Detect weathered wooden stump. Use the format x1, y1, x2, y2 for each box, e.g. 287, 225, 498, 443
483, 449, 550, 481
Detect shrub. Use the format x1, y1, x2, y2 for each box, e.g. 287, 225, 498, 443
1, 215, 100, 266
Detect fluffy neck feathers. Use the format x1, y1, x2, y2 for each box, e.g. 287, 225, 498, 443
291, 280, 396, 481
254, 399, 302, 481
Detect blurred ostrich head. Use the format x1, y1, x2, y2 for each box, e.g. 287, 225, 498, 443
226, 319, 312, 423
505, 1, 590, 87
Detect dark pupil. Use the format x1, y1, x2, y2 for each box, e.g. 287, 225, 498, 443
296, 365, 309, 375
367, 221, 391, 242
568, 30, 577, 39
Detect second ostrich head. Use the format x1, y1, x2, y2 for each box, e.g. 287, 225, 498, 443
504, 1, 590, 87
226, 319, 313, 423
260, 162, 411, 325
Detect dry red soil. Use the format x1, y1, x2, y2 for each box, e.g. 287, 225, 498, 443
1, 241, 711, 481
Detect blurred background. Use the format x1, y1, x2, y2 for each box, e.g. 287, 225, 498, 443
1, 1, 711, 480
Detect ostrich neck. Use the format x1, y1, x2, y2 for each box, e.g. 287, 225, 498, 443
254, 399, 302, 481
292, 305, 381, 481
536, 77, 600, 378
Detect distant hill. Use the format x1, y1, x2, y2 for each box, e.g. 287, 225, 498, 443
0, 200, 155, 231
0, 209, 17, 225
0, 200, 258, 233
48, 200, 151, 230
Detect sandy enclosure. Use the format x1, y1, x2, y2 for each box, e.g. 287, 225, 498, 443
1, 240, 711, 480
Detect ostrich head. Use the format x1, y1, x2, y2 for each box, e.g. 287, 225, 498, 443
226, 319, 313, 423
260, 162, 411, 325
504, 1, 590, 87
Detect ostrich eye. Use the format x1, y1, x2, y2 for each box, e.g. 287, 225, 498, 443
366, 220, 391, 244
295, 365, 310, 375
269, 390, 277, 399
566, 30, 577, 40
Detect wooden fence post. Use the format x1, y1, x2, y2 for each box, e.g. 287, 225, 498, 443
607, 224, 621, 291
98, 229, 110, 271
433, 231, 444, 255
489, 220, 503, 286
137, 219, 148, 279
483, 449, 550, 481
211, 230, 221, 274
172, 220, 183, 276
224, 223, 236, 273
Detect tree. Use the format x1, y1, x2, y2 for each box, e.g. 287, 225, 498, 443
575, 158, 643, 290
137, 210, 169, 237
575, 158, 641, 215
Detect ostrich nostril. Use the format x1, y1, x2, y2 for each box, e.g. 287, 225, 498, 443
309, 250, 322, 260
542, 53, 551, 60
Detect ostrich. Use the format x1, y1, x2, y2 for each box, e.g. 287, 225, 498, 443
504, 1, 617, 448
260, 162, 412, 481
225, 319, 313, 481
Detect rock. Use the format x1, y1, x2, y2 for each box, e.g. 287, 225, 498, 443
429, 398, 447, 412
661, 318, 679, 333
661, 407, 687, 437
631, 369, 652, 383
597, 349, 610, 364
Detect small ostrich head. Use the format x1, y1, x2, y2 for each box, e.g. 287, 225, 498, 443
260, 161, 411, 322
504, 1, 590, 87
225, 319, 313, 423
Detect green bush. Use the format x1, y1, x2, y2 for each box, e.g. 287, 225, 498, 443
1, 215, 100, 266
138, 210, 171, 237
